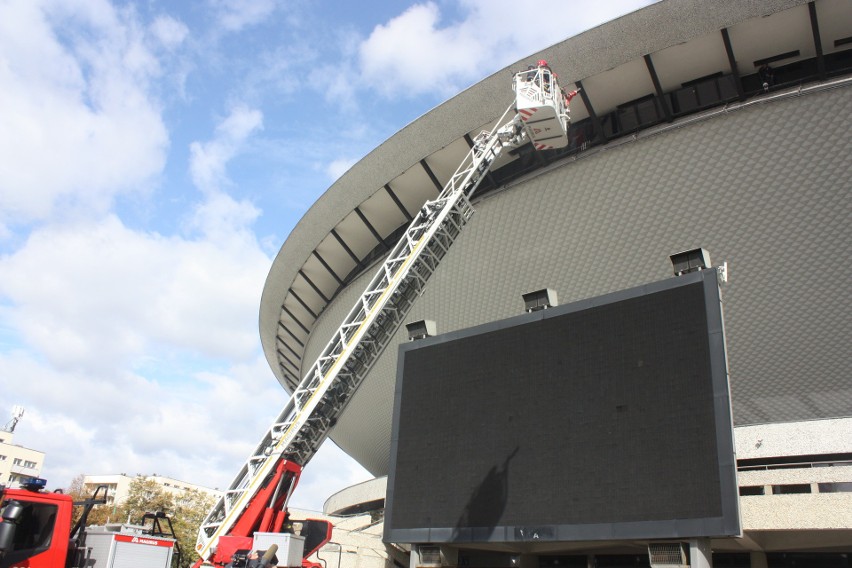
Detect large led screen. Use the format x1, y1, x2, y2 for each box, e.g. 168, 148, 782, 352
384, 269, 739, 544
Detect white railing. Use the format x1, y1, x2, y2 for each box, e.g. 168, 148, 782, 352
196, 103, 524, 561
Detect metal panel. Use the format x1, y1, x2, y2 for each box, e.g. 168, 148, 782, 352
727, 4, 814, 74
358, 190, 408, 240
652, 31, 732, 93
388, 165, 442, 214
385, 270, 739, 544
815, 0, 852, 55
253, 533, 305, 567
112, 540, 172, 568
579, 58, 657, 117
309, 84, 852, 476
334, 211, 379, 261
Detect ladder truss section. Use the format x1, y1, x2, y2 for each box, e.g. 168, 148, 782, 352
197, 103, 522, 559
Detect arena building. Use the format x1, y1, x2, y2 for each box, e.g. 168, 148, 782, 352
259, 1, 852, 566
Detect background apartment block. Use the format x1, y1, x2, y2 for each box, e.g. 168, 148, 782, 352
0, 431, 44, 488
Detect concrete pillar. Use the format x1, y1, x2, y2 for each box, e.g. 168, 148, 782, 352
440, 546, 459, 568
689, 539, 712, 568
749, 551, 768, 568
410, 545, 441, 568
408, 546, 421, 568
518, 554, 538, 568
409, 545, 460, 568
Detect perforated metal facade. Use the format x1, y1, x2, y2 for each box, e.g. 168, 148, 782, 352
260, 0, 852, 476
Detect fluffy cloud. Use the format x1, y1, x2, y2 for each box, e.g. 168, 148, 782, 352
189, 106, 264, 195
0, 0, 170, 226
0, 43, 313, 492
150, 15, 189, 50
326, 157, 358, 181
359, 3, 484, 98
0, 214, 270, 374
289, 441, 373, 512
0, 350, 292, 492
211, 0, 278, 32
0, 347, 370, 508
358, 0, 656, 98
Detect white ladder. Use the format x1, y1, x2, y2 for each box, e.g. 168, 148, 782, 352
196, 103, 525, 560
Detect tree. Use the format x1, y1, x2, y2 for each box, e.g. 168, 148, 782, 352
63, 476, 215, 568
64, 474, 113, 527
118, 478, 174, 524
117, 479, 216, 568
170, 489, 216, 568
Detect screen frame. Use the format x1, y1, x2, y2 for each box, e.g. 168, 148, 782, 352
384, 268, 740, 545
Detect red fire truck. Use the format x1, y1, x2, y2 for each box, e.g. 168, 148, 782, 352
0, 478, 179, 568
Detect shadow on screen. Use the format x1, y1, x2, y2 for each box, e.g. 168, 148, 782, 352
452, 446, 519, 540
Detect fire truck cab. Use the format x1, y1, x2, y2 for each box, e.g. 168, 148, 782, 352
0, 480, 76, 568
0, 479, 177, 568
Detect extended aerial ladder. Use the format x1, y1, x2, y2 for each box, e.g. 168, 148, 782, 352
195, 61, 573, 565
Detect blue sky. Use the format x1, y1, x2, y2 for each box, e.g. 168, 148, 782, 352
0, 0, 655, 512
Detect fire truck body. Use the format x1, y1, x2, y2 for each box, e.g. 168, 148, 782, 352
80, 527, 175, 568
0, 483, 175, 568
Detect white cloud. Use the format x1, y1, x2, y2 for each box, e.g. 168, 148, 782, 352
289, 441, 372, 513
186, 105, 266, 245
359, 3, 483, 98
187, 192, 263, 244
0, 350, 294, 494
189, 106, 263, 195
0, 214, 270, 374
358, 0, 657, 99
0, 0, 169, 225
211, 0, 278, 32
150, 15, 189, 50
0, 347, 370, 510
326, 157, 358, 181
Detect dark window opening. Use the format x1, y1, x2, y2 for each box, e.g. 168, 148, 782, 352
754, 50, 801, 67
739, 485, 765, 496
772, 484, 812, 495
738, 453, 852, 470
712, 553, 751, 568
617, 93, 657, 108
825, 48, 852, 76
767, 552, 852, 567
330, 497, 385, 516
681, 71, 724, 88
594, 555, 651, 568
539, 556, 587, 568
818, 482, 852, 493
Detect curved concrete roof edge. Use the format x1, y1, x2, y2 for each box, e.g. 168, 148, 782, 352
259, 0, 807, 381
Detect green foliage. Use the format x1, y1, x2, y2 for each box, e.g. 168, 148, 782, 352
65, 475, 215, 568
65, 474, 113, 528
120, 478, 215, 568
169, 489, 216, 568
121, 478, 174, 520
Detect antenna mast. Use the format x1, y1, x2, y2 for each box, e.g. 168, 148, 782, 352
2, 405, 25, 433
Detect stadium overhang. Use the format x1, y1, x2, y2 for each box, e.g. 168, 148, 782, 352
260, 0, 852, 474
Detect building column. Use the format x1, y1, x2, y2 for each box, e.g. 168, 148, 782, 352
749, 551, 768, 568
409, 545, 460, 568
440, 546, 459, 568
689, 539, 712, 568
518, 553, 537, 568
